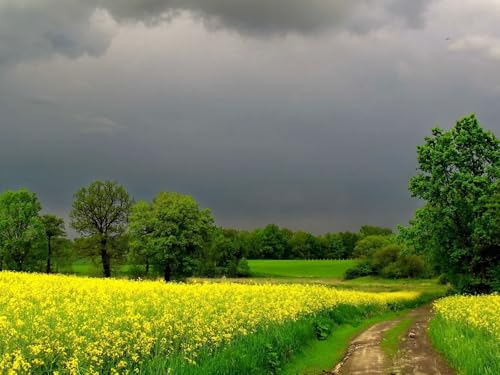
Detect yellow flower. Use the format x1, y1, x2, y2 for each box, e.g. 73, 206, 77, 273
0, 271, 419, 373
433, 295, 500, 338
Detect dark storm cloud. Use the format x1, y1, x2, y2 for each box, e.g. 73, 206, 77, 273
1, 0, 500, 233
0, 0, 433, 66
102, 0, 434, 34
103, 0, 397, 34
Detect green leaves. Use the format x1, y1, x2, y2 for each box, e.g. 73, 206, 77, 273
41, 214, 65, 239
70, 180, 132, 238
128, 192, 215, 281
0, 188, 46, 271
401, 114, 500, 292
70, 180, 132, 277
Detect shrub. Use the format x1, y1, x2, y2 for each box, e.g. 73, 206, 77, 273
353, 235, 391, 258
372, 245, 400, 272
344, 261, 376, 280
382, 255, 426, 278
437, 273, 449, 285
347, 239, 428, 280
313, 318, 332, 340
128, 264, 148, 280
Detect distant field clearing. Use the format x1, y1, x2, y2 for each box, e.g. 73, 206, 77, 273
248, 259, 358, 278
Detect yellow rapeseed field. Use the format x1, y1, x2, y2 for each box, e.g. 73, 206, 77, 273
0, 272, 419, 374
433, 295, 500, 339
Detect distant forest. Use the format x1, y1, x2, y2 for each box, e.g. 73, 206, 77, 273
0, 182, 393, 279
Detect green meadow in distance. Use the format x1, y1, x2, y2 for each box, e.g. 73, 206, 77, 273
248, 259, 358, 278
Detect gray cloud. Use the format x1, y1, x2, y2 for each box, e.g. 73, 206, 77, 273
388, 0, 432, 27
102, 0, 434, 34
75, 115, 121, 135
0, 1, 114, 66
449, 35, 500, 61
0, 0, 433, 66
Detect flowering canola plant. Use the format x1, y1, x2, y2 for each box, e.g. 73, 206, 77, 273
433, 294, 500, 339
0, 272, 419, 374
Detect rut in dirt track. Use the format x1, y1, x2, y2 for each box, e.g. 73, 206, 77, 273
329, 305, 455, 375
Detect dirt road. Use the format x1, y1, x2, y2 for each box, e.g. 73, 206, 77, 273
330, 305, 455, 375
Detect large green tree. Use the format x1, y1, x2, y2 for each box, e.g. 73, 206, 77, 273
289, 231, 320, 259
70, 181, 132, 277
401, 114, 500, 292
318, 233, 344, 259
41, 214, 65, 273
129, 192, 214, 281
127, 200, 156, 274
252, 224, 292, 259
198, 228, 247, 277
0, 189, 45, 271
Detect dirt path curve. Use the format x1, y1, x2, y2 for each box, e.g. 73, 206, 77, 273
392, 305, 455, 375
329, 305, 455, 375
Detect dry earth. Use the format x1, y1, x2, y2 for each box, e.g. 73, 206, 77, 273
329, 305, 455, 375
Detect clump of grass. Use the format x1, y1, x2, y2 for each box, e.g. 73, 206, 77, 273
429, 315, 500, 375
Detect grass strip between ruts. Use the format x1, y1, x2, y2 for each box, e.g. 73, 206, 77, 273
380, 316, 415, 360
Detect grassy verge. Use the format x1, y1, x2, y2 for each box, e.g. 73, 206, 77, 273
59, 259, 135, 277
429, 315, 500, 375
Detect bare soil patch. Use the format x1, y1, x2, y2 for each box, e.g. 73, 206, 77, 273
329, 305, 455, 375
330, 320, 401, 375
392, 305, 455, 375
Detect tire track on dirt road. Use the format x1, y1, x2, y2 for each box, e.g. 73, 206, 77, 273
329, 305, 455, 375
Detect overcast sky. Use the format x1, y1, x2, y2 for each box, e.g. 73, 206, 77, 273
1, 0, 499, 233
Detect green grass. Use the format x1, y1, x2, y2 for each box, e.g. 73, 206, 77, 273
60, 259, 133, 277
380, 316, 414, 359
248, 259, 358, 278
429, 315, 500, 375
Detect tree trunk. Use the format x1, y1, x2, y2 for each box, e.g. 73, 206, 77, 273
145, 259, 150, 274
15, 257, 23, 271
163, 262, 171, 282
100, 238, 111, 278
46, 236, 52, 274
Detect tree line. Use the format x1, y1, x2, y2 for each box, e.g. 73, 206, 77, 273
0, 181, 394, 280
